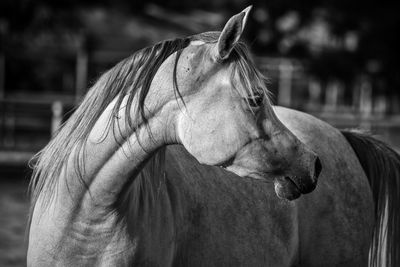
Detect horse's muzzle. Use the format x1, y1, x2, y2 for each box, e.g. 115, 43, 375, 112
275, 156, 321, 200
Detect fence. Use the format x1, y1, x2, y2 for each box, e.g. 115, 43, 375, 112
257, 57, 399, 116
1, 56, 399, 165
0, 98, 74, 165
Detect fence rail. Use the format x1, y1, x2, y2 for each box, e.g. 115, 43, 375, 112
1, 56, 400, 164
0, 98, 74, 165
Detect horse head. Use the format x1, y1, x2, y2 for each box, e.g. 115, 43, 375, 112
149, 6, 321, 200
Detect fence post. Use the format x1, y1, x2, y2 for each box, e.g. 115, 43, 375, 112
4, 105, 15, 148
359, 76, 372, 129
0, 53, 4, 100
324, 80, 342, 112
0, 20, 7, 100
307, 78, 322, 111
374, 95, 387, 118
277, 59, 293, 107
51, 101, 63, 135
75, 33, 88, 102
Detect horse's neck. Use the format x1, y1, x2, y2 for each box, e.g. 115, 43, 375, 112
29, 96, 172, 264
31, 96, 171, 237
72, 98, 169, 208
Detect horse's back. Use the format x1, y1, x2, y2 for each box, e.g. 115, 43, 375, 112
165, 107, 374, 266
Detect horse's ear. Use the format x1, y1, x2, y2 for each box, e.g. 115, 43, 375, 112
214, 6, 252, 61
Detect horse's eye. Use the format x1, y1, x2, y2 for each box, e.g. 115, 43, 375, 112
247, 94, 264, 108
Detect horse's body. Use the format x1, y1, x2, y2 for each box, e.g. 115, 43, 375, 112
119, 106, 399, 266
158, 106, 375, 266
37, 105, 393, 266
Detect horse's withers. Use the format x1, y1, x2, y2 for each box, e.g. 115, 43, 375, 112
226, 107, 321, 200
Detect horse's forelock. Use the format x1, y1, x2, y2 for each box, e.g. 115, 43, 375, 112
230, 43, 272, 109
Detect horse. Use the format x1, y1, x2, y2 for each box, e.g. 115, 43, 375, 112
26, 7, 322, 266
111, 106, 399, 267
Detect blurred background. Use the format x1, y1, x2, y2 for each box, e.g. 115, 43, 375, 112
0, 0, 399, 265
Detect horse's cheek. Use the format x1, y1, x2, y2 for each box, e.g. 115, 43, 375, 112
176, 114, 238, 165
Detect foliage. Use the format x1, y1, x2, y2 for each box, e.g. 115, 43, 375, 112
248, 0, 400, 92
1, 0, 399, 94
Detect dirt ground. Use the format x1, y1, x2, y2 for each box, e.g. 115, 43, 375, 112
0, 170, 30, 267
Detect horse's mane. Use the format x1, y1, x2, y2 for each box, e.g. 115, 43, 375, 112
27, 31, 270, 245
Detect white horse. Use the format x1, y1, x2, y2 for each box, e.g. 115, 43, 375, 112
27, 7, 321, 266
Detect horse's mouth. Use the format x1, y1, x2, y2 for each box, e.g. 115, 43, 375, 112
273, 176, 302, 201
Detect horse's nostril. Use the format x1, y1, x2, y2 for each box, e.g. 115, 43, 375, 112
314, 157, 322, 179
